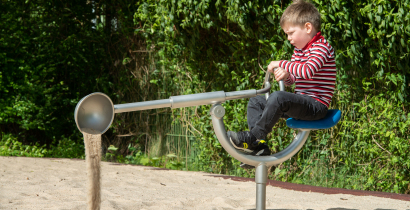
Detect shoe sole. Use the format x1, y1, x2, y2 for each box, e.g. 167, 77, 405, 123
229, 137, 253, 153
240, 162, 255, 169
254, 149, 266, 156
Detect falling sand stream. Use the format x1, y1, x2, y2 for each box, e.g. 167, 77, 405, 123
82, 128, 102, 210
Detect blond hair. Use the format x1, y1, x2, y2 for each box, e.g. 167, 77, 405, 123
280, 0, 321, 31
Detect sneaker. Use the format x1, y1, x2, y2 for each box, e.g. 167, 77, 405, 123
227, 131, 257, 153
239, 140, 271, 169
250, 140, 271, 156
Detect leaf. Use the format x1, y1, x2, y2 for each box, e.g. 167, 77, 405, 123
166, 153, 177, 158
386, 31, 396, 38
376, 15, 381, 23
390, 74, 397, 85
351, 44, 356, 54
266, 15, 275, 25
274, 167, 281, 176
108, 145, 118, 151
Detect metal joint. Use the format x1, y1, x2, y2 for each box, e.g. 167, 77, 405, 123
210, 104, 225, 119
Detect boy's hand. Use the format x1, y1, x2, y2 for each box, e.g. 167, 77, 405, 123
267, 61, 281, 73
273, 67, 289, 82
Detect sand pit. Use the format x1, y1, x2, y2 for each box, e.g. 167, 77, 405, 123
0, 156, 409, 210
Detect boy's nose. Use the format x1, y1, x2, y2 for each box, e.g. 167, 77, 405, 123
287, 35, 291, 41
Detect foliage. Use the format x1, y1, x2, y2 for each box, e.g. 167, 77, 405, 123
0, 0, 113, 145
0, 0, 163, 156
0, 133, 47, 157
46, 137, 85, 159
104, 144, 185, 170
134, 0, 410, 194
0, 132, 84, 158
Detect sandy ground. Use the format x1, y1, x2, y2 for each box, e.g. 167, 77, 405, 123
0, 156, 409, 210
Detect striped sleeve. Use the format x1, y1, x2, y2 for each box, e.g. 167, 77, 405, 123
283, 51, 296, 85
290, 53, 296, 62
284, 73, 296, 86
279, 45, 330, 79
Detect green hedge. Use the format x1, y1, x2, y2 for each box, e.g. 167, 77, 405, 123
0, 0, 183, 158
0, 0, 114, 144
134, 0, 410, 193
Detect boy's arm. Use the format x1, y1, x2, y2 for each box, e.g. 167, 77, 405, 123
279, 47, 327, 79
284, 53, 296, 85
284, 73, 296, 86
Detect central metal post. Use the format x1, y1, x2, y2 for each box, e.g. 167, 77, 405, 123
211, 103, 311, 210
255, 163, 268, 210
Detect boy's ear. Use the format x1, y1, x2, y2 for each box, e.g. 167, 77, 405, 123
305, 22, 313, 34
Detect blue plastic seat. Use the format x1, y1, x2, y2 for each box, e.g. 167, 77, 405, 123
286, 109, 342, 130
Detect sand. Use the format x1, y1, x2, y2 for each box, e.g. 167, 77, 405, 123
0, 156, 409, 210
82, 128, 103, 210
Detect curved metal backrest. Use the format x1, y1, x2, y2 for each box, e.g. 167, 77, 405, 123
210, 105, 310, 167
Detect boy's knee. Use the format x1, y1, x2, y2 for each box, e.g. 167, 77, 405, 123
249, 96, 259, 104
248, 95, 265, 107
267, 91, 290, 111
269, 91, 287, 101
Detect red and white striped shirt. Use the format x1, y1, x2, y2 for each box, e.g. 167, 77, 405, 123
279, 32, 336, 107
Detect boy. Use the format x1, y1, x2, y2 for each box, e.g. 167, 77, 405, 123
227, 0, 336, 167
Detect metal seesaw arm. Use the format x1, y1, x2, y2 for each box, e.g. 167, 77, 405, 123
74, 72, 273, 133
113, 72, 277, 114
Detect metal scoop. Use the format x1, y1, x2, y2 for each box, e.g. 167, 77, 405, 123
74, 92, 114, 134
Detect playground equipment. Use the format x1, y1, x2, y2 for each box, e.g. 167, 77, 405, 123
74, 71, 341, 210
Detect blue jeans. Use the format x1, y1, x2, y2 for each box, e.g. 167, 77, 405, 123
247, 91, 328, 139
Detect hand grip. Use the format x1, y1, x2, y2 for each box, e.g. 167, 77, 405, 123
279, 80, 285, 91
264, 70, 285, 100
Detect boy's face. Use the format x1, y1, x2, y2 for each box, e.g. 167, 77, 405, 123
282, 22, 315, 49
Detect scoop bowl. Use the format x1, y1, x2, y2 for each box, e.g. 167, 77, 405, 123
74, 92, 114, 134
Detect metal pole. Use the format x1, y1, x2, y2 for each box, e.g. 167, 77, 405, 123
264, 72, 271, 100
255, 163, 268, 210
279, 80, 285, 92
113, 90, 264, 114
114, 99, 172, 113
